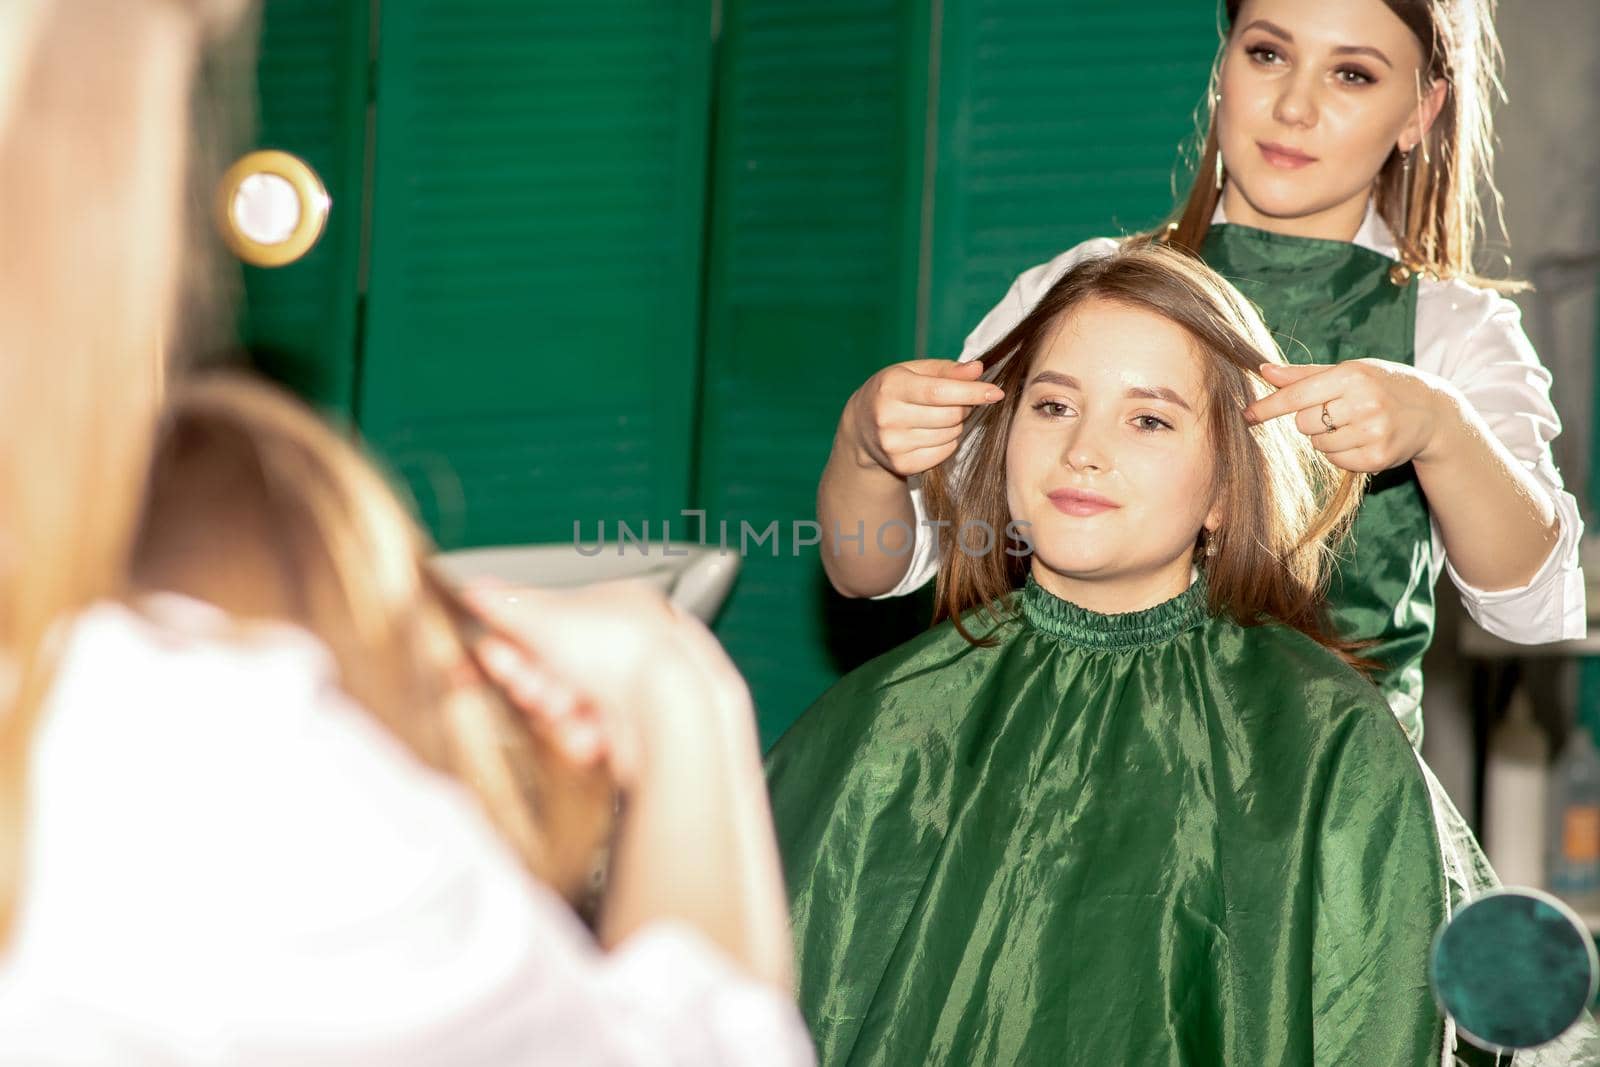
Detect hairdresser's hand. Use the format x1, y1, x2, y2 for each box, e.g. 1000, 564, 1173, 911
843, 359, 1004, 478
1245, 360, 1456, 473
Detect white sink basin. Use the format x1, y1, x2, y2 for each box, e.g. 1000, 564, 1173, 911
434, 543, 741, 624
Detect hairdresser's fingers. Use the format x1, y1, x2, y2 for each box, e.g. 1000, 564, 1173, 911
850, 361, 988, 473
880, 424, 964, 455
1293, 397, 1361, 438
890, 400, 969, 430
897, 440, 966, 475
1244, 363, 1347, 425
896, 358, 986, 379
902, 373, 1003, 410
1257, 361, 1325, 384
1318, 446, 1390, 474
864, 361, 982, 414
1315, 431, 1397, 472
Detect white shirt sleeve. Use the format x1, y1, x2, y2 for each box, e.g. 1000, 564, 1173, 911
874, 237, 1122, 600
0, 601, 815, 1067
1414, 279, 1586, 643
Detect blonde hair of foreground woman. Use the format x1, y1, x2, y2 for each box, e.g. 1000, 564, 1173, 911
0, 0, 251, 941
0, 1, 801, 1012
0, 0, 604, 940
132, 375, 614, 902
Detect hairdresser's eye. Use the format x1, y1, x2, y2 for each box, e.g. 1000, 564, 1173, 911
1032, 399, 1074, 420
1334, 65, 1376, 86
1245, 44, 1286, 67
1131, 414, 1174, 433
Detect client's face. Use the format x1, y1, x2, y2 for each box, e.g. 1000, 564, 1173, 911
1005, 298, 1221, 612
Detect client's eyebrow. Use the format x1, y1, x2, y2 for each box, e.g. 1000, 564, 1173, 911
1028, 371, 1080, 389
1027, 371, 1194, 413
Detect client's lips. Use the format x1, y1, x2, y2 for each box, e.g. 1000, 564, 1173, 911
1047, 488, 1120, 517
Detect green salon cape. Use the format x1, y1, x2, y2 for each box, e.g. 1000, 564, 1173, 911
768, 577, 1455, 1066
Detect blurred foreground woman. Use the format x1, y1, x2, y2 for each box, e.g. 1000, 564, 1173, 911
0, 3, 811, 1063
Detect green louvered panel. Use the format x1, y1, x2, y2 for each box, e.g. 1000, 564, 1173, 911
698, 1, 933, 746
926, 2, 1219, 359
360, 3, 713, 548
242, 0, 369, 414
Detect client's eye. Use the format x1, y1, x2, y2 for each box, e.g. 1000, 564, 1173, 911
1132, 414, 1174, 432
1032, 399, 1074, 419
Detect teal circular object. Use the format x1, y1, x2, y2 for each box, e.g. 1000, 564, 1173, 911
1430, 889, 1598, 1051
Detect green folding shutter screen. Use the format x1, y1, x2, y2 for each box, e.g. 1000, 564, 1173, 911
925, 1, 1220, 361
243, 5, 1228, 742
696, 1, 934, 746
242, 0, 370, 414
359, 3, 714, 549
702, 2, 1222, 744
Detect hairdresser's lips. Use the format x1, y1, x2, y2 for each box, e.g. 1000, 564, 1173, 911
1047, 488, 1121, 517
1257, 141, 1318, 169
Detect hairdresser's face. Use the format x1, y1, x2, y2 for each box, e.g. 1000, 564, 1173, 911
1006, 299, 1221, 612
1216, 0, 1440, 238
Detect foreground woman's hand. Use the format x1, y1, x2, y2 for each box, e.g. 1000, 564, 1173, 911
463, 582, 754, 787
461, 582, 795, 992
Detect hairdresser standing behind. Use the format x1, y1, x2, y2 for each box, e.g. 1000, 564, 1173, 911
0, 2, 810, 1063
820, 0, 1582, 751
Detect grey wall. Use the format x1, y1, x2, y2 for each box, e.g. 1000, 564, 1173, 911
1493, 1, 1600, 501
1421, 2, 1600, 813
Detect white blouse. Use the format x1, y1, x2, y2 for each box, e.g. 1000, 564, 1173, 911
883, 202, 1585, 648
0, 597, 815, 1067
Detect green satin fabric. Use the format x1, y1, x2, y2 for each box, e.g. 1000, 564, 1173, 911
1202, 224, 1433, 747
769, 579, 1449, 1066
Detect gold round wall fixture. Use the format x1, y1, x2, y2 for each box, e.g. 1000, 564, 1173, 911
215, 149, 330, 267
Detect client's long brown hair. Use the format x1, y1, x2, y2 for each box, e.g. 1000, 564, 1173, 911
925, 245, 1366, 662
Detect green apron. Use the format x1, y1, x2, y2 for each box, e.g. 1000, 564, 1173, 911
1201, 223, 1434, 748
1202, 225, 1600, 1064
